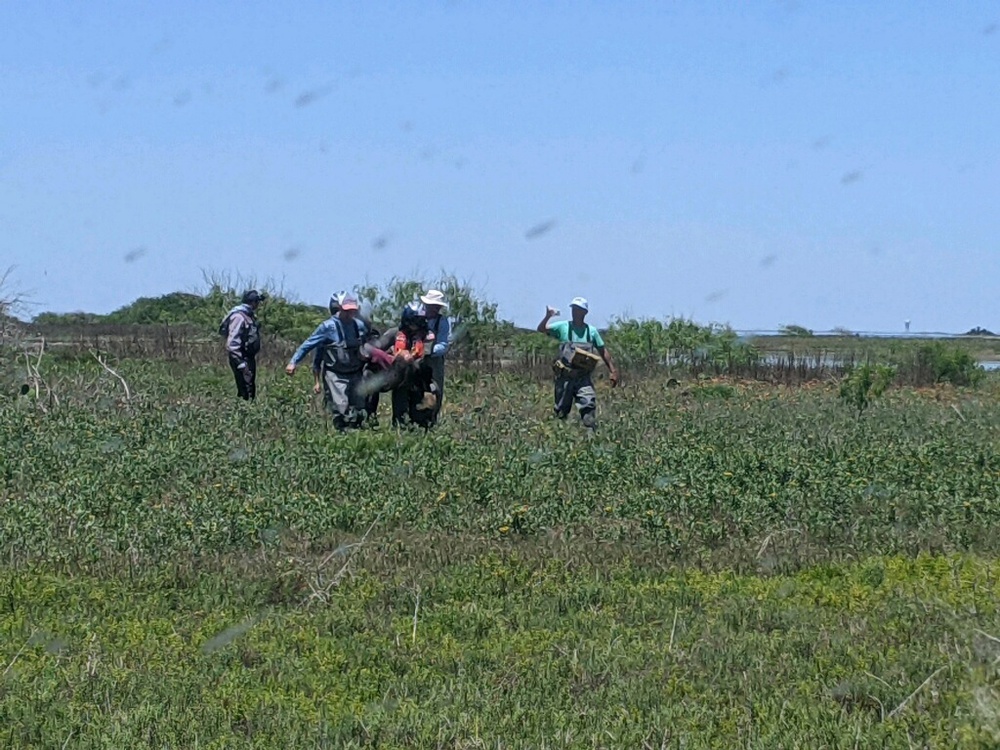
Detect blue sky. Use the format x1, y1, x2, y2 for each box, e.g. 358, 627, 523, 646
2, 1, 999, 331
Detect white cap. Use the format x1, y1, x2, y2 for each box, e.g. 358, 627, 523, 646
420, 289, 449, 309
569, 296, 589, 312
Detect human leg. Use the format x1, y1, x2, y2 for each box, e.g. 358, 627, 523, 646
574, 378, 597, 430
391, 385, 410, 426
245, 356, 257, 401
553, 375, 575, 419
324, 370, 352, 431
229, 356, 251, 400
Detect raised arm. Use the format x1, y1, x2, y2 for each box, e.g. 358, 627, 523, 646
536, 306, 558, 333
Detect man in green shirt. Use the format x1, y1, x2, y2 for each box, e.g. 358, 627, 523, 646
537, 297, 619, 431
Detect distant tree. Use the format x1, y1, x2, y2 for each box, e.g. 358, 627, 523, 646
356, 273, 512, 354
779, 324, 814, 337
964, 327, 996, 337
25, 270, 511, 348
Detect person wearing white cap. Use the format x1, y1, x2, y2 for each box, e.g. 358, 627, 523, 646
419, 289, 451, 424
285, 292, 370, 431
537, 297, 618, 431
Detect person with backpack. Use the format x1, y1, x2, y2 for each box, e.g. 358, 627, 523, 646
307, 290, 378, 399
285, 292, 370, 431
420, 289, 451, 425
310, 290, 347, 397
221, 289, 266, 401
537, 297, 619, 431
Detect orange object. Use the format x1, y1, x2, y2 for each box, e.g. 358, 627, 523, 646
393, 331, 409, 355
395, 330, 428, 359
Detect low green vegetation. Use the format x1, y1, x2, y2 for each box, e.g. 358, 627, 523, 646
5, 552, 1000, 748
5, 360, 1000, 562
4, 333, 1000, 746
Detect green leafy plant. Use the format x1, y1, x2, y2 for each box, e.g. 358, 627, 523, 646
839, 362, 896, 417
912, 341, 984, 386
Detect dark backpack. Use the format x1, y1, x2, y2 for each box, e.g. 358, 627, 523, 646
220, 309, 261, 355
322, 318, 364, 373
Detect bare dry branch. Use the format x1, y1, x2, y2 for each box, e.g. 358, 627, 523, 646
90, 350, 132, 401
3, 629, 37, 677
299, 514, 382, 609
886, 666, 946, 721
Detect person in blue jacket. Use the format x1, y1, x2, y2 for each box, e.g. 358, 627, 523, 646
286, 293, 369, 431
420, 289, 451, 425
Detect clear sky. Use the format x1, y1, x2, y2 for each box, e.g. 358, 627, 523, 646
2, 1, 999, 332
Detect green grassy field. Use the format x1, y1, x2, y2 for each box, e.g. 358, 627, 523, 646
4, 357, 1000, 747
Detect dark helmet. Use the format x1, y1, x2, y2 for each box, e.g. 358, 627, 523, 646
242, 289, 267, 306
400, 301, 427, 329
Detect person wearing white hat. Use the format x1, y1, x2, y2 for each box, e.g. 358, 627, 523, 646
419, 289, 451, 424
537, 297, 618, 431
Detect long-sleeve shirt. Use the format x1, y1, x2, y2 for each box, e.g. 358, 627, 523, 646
225, 305, 256, 362
290, 316, 369, 367
427, 315, 451, 357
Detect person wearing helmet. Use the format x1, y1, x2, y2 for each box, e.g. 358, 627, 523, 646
420, 289, 451, 425
310, 291, 347, 396
537, 296, 618, 431
306, 291, 377, 397
286, 292, 370, 431
390, 301, 438, 427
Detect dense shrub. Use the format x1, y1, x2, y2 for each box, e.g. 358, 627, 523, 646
900, 342, 984, 386
604, 316, 759, 371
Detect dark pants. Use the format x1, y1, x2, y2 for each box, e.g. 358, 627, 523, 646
554, 373, 596, 429
230, 355, 257, 401
391, 363, 436, 428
